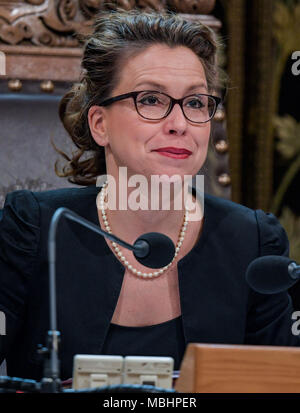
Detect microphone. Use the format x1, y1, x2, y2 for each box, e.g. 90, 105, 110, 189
49, 208, 175, 269
133, 232, 175, 268
44, 207, 175, 391
245, 255, 300, 294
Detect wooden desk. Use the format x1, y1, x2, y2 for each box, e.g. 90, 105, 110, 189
175, 343, 300, 393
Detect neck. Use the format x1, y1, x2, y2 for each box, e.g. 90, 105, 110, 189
97, 183, 202, 246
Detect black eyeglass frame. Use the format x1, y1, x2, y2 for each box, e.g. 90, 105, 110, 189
98, 90, 222, 124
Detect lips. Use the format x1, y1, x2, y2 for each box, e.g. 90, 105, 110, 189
154, 147, 192, 155
153, 147, 192, 159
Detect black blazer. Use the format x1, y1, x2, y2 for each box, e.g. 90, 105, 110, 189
0, 185, 299, 380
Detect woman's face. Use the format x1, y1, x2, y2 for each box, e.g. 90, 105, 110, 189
89, 44, 211, 182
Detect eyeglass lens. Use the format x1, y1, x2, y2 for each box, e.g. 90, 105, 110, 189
135, 91, 216, 122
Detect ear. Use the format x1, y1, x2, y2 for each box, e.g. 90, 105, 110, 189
88, 105, 109, 147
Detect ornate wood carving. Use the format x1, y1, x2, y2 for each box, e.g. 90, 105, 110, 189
167, 0, 215, 14
0, 0, 216, 46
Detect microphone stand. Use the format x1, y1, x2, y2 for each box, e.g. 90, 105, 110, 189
0, 206, 173, 393
42, 207, 151, 392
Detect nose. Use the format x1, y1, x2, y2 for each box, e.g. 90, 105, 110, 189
163, 102, 188, 136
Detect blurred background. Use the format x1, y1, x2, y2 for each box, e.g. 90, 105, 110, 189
0, 0, 299, 293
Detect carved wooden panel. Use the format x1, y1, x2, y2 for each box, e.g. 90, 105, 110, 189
0, 0, 220, 82
0, 0, 216, 47
0, 45, 83, 81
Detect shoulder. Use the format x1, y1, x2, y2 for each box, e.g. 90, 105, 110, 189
0, 185, 100, 266
1, 185, 99, 225
204, 192, 254, 220
202, 193, 257, 234
31, 185, 99, 210
2, 184, 98, 208
0, 189, 40, 275
203, 193, 289, 257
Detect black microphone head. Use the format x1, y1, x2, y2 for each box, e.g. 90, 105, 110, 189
133, 232, 175, 269
245, 255, 297, 294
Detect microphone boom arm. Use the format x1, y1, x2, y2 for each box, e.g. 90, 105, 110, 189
48, 208, 151, 328
46, 207, 150, 391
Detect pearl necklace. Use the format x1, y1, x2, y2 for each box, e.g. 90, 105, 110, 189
99, 182, 189, 279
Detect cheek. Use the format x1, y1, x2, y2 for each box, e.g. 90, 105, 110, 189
195, 124, 211, 151
105, 113, 153, 164
107, 106, 143, 139
109, 115, 158, 152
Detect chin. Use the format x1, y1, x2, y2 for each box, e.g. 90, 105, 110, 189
146, 170, 195, 184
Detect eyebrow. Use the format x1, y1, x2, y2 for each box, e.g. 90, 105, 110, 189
134, 81, 208, 94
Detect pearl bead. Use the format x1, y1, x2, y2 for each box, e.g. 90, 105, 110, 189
99, 182, 188, 279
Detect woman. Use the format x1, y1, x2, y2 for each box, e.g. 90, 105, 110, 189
0, 9, 299, 382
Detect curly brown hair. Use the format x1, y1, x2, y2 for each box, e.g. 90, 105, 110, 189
56, 8, 222, 186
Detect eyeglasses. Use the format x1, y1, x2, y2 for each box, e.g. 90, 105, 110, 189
98, 90, 221, 124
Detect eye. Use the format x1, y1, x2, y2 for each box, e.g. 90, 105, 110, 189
138, 94, 160, 105
185, 97, 205, 109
